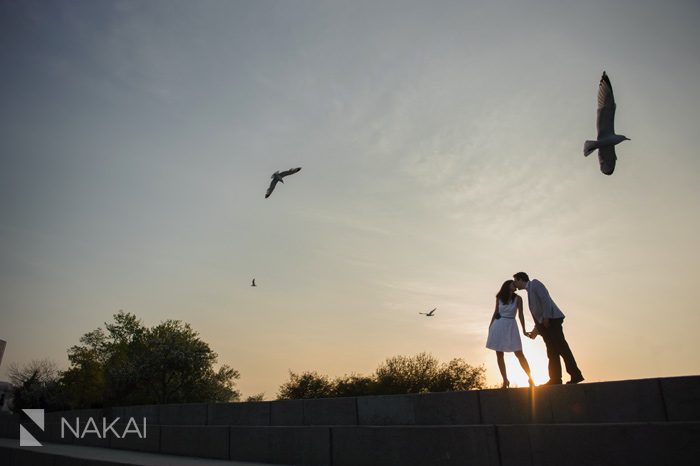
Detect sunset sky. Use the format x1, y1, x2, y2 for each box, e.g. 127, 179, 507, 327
2, 0, 699, 397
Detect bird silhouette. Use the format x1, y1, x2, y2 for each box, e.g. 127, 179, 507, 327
419, 308, 437, 316
251, 279, 256, 287
265, 167, 302, 198
583, 71, 630, 175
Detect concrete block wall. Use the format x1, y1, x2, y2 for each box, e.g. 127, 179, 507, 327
497, 422, 700, 466
110, 375, 696, 427
661, 376, 700, 421
208, 399, 270, 425
3, 422, 700, 466
331, 425, 500, 466
1, 376, 699, 466
0, 415, 18, 440
159, 425, 229, 459
4, 375, 691, 434
228, 426, 331, 466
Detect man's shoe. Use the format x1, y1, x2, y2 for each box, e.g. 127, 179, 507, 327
541, 379, 562, 386
566, 374, 584, 384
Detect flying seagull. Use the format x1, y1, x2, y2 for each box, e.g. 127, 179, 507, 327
583, 71, 630, 175
251, 279, 256, 287
265, 167, 302, 198
419, 308, 437, 317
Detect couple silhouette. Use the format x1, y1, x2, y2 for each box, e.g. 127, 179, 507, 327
486, 271, 584, 387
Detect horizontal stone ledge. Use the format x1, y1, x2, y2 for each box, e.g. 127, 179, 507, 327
160, 425, 230, 460
331, 425, 499, 466
498, 421, 700, 466
229, 426, 330, 466
479, 378, 669, 424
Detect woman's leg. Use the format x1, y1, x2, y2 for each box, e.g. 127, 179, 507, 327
496, 351, 509, 387
515, 350, 535, 386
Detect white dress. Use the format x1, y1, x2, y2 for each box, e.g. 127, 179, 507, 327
485, 298, 522, 352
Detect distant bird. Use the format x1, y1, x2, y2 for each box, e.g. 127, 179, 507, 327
251, 279, 256, 287
583, 71, 630, 175
419, 307, 437, 317
265, 167, 302, 198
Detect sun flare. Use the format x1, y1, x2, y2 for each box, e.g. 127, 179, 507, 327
502, 339, 550, 387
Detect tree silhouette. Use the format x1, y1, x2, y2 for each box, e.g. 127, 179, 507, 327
277, 352, 485, 399
59, 311, 240, 408
8, 359, 67, 411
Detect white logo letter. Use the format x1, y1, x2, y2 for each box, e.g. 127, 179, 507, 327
61, 417, 80, 439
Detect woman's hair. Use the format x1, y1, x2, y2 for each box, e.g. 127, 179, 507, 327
496, 280, 517, 305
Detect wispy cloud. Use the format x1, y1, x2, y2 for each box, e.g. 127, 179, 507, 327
301, 209, 395, 237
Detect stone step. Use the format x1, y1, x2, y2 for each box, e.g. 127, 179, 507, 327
332, 422, 700, 466
2, 423, 699, 466
0, 438, 286, 466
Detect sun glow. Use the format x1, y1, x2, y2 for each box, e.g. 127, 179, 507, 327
503, 339, 550, 387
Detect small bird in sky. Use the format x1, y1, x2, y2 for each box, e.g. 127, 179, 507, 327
251, 279, 256, 287
419, 307, 437, 316
583, 71, 630, 175
265, 167, 302, 198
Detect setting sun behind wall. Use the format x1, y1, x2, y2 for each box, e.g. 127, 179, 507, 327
502, 338, 551, 387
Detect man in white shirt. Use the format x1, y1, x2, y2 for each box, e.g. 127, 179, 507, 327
513, 272, 584, 385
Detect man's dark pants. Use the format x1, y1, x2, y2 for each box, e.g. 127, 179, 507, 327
536, 317, 582, 383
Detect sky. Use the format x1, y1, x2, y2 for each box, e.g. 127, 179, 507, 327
1, 0, 699, 398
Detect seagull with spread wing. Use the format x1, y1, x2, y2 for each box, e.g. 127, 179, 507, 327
583, 71, 630, 175
419, 307, 437, 317
265, 167, 302, 198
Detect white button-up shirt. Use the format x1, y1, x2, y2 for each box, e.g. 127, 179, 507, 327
526, 279, 566, 323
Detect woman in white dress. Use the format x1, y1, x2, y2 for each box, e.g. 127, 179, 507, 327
486, 280, 534, 388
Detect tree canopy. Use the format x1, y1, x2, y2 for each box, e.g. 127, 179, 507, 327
13, 311, 240, 410
7, 358, 68, 412
277, 352, 485, 399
